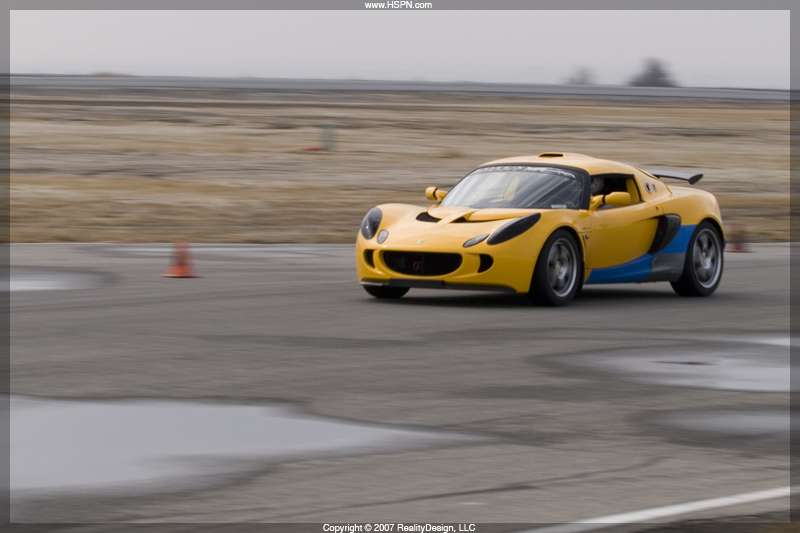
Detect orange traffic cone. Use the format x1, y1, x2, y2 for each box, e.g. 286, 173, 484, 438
161, 242, 198, 278
727, 224, 749, 253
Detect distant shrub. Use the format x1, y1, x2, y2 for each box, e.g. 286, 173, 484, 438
565, 67, 595, 86
628, 59, 677, 87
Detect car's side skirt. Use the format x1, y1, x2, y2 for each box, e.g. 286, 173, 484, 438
644, 252, 686, 282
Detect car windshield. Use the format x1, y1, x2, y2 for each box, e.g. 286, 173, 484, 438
440, 166, 584, 209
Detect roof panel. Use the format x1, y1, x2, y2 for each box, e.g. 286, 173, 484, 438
481, 153, 636, 175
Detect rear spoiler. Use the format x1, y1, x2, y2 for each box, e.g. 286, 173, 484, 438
642, 168, 703, 185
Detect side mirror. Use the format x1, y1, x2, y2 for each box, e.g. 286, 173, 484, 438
605, 192, 631, 207
425, 187, 448, 202
589, 192, 631, 212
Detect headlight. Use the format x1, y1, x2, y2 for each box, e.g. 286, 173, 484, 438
377, 230, 389, 244
487, 213, 541, 245
463, 234, 489, 248
360, 207, 382, 240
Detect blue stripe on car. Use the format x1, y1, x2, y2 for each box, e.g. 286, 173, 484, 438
586, 225, 695, 284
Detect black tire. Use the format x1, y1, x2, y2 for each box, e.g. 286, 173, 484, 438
671, 221, 723, 297
363, 285, 409, 299
528, 229, 582, 306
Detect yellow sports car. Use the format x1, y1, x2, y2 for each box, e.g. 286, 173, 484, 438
356, 153, 724, 305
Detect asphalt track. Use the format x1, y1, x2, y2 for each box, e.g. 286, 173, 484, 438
9, 243, 790, 527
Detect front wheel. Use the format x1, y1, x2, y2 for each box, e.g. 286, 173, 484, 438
671, 221, 723, 297
363, 285, 409, 299
528, 229, 581, 306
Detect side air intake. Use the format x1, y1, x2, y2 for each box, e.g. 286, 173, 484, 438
648, 215, 682, 255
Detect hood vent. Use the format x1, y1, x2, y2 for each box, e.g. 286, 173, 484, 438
538, 153, 564, 158
416, 212, 440, 223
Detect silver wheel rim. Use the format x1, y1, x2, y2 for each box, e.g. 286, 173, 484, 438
547, 238, 577, 297
693, 228, 722, 289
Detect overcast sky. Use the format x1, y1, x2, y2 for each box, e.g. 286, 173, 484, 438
10, 10, 791, 89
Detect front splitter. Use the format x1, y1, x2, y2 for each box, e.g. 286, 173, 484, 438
361, 278, 516, 292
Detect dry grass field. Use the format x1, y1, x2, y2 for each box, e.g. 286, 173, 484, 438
10, 86, 790, 243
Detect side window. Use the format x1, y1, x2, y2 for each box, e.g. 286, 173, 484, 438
591, 174, 641, 209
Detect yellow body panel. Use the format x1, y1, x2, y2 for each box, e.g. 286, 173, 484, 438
356, 154, 724, 295
585, 202, 661, 269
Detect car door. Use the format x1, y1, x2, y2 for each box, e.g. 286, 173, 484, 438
584, 174, 661, 270
585, 201, 661, 269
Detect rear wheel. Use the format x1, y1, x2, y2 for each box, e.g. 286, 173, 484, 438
363, 285, 409, 299
528, 229, 581, 306
671, 221, 723, 297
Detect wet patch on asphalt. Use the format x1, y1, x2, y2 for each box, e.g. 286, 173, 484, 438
556, 338, 789, 393
7, 267, 110, 292
11, 395, 481, 497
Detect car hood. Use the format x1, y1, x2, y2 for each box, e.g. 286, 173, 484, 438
377, 204, 547, 248
424, 206, 539, 223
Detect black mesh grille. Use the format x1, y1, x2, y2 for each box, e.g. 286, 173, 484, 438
383, 251, 462, 277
